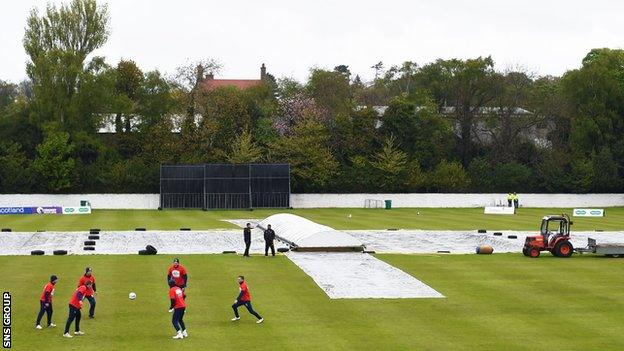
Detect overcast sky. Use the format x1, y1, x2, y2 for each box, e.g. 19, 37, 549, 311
1, 0, 623, 83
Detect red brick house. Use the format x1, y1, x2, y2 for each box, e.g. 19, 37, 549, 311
201, 63, 268, 91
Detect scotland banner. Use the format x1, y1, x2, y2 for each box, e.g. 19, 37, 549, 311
0, 207, 34, 215
0, 206, 63, 215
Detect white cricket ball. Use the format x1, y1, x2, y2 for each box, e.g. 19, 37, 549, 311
129, 292, 136, 300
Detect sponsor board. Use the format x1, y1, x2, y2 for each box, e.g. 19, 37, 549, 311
62, 206, 92, 215
0, 207, 34, 215
33, 206, 62, 215
572, 208, 604, 217
0, 206, 64, 215
484, 206, 515, 215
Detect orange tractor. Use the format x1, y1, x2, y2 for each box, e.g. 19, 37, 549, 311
522, 214, 574, 258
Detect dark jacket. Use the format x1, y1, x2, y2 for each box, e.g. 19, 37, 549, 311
264, 229, 275, 242
243, 228, 251, 243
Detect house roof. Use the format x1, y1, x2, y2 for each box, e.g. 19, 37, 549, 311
201, 79, 263, 91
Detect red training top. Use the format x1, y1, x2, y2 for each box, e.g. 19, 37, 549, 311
167, 264, 187, 287
69, 285, 88, 309
78, 275, 96, 297
40, 282, 55, 303
239, 281, 251, 302
169, 286, 186, 309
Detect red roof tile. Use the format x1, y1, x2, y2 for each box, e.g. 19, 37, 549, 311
201, 79, 263, 91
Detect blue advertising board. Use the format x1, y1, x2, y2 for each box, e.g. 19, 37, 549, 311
0, 206, 63, 215
0, 207, 34, 215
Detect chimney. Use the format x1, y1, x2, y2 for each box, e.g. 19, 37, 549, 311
196, 64, 205, 83
260, 63, 266, 80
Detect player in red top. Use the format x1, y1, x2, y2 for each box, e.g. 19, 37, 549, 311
35, 275, 58, 329
167, 258, 188, 289
63, 280, 91, 338
78, 267, 97, 318
230, 276, 263, 324
168, 279, 187, 339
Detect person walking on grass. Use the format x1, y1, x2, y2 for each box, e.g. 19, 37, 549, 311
78, 267, 97, 318
231, 276, 263, 324
63, 280, 91, 338
243, 223, 252, 257
35, 275, 58, 330
264, 224, 276, 257
168, 279, 187, 339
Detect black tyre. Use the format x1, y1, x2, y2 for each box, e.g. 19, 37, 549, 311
494, 232, 502, 236
180, 228, 191, 231
554, 241, 574, 258
277, 247, 290, 253
507, 235, 518, 239
222, 250, 236, 254
522, 247, 530, 256
31, 250, 44, 255
1, 228, 11, 232
88, 235, 100, 240
478, 229, 487, 233
135, 228, 146, 231
53, 250, 67, 255
138, 250, 149, 255
84, 240, 96, 246
83, 246, 95, 251
145, 245, 157, 254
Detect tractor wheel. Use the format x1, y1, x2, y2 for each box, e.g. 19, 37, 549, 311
554, 241, 574, 258
529, 248, 540, 258
522, 247, 530, 256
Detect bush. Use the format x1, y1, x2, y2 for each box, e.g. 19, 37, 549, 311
427, 160, 470, 192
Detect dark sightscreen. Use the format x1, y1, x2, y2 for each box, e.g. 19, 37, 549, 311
160, 164, 290, 209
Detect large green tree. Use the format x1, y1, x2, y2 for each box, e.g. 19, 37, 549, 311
32, 126, 75, 192
24, 0, 110, 127
381, 95, 454, 169
417, 57, 498, 166
270, 119, 339, 192
563, 49, 624, 163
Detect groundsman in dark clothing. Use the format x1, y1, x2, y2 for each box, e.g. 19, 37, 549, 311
243, 223, 252, 257
264, 224, 276, 257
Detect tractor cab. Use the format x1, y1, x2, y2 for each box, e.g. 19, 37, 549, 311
540, 215, 570, 245
523, 214, 574, 258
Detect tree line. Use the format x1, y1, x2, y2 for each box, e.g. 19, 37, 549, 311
0, 0, 622, 194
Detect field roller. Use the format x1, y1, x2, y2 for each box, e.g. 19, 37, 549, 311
476, 245, 493, 254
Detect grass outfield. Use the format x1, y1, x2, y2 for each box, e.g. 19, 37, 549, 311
2, 254, 624, 350
1, 207, 624, 231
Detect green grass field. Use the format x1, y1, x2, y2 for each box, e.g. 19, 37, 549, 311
3, 254, 624, 350
2, 208, 624, 350
1, 207, 624, 231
